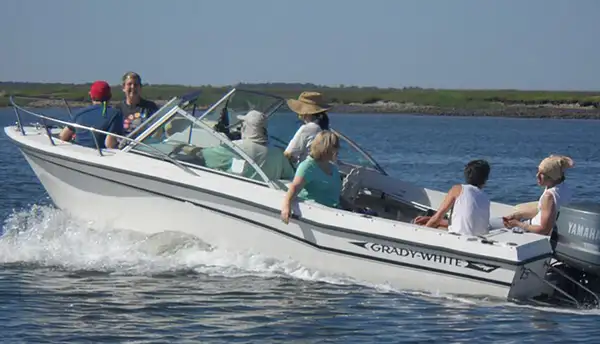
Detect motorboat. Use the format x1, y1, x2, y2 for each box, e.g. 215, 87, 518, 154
5, 88, 600, 308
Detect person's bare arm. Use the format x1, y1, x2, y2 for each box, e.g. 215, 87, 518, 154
281, 175, 306, 224
105, 134, 118, 149
425, 184, 461, 228
506, 206, 539, 222
507, 193, 556, 235
283, 126, 306, 161
59, 127, 74, 142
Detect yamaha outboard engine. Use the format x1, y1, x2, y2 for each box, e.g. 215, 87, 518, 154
550, 202, 600, 306
552, 202, 600, 274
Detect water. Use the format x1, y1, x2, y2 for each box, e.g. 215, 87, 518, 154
2, 108, 600, 343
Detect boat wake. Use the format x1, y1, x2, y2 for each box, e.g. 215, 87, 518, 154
2, 204, 600, 316
0, 204, 355, 284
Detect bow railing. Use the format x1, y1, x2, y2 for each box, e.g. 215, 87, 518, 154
9, 95, 198, 176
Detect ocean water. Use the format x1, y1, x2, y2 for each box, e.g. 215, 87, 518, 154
2, 107, 600, 343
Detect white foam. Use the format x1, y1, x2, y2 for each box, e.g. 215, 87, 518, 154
0, 205, 357, 285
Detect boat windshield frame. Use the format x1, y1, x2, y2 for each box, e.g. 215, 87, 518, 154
118, 96, 183, 149
126, 87, 387, 181
225, 89, 388, 175
8, 88, 387, 189
8, 95, 201, 176
9, 91, 386, 188
124, 88, 287, 187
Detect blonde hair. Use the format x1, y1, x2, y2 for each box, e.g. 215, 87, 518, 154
310, 130, 340, 161
539, 155, 575, 181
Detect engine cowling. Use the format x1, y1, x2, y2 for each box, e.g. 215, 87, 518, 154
552, 202, 600, 276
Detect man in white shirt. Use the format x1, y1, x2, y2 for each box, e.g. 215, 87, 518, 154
413, 160, 491, 236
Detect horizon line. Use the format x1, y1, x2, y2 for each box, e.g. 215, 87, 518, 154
1, 80, 599, 93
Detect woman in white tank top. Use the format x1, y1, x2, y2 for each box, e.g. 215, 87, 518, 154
503, 155, 574, 236
414, 160, 491, 236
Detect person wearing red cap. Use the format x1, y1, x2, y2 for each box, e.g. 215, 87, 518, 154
117, 72, 158, 136
59, 81, 124, 149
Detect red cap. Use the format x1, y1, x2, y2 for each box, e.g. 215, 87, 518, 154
89, 81, 112, 101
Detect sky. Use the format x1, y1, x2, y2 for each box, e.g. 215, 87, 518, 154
1, 0, 599, 91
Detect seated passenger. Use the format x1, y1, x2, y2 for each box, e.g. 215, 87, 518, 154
117, 71, 159, 136
281, 131, 341, 224
232, 110, 295, 180
413, 160, 491, 236
503, 155, 574, 236
202, 110, 295, 181
284, 92, 331, 165
59, 81, 123, 149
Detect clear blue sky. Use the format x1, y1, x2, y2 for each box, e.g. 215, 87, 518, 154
1, 0, 599, 90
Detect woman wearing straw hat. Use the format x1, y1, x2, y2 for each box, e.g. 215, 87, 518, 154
284, 91, 331, 165
503, 155, 574, 236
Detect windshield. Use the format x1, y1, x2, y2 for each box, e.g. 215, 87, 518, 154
127, 87, 386, 183
266, 107, 387, 175
182, 89, 284, 133
120, 97, 182, 146
129, 108, 274, 185
127, 89, 287, 184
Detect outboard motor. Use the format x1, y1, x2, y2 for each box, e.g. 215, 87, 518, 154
550, 202, 600, 306
552, 202, 600, 275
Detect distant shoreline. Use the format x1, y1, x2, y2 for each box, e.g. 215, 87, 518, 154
2, 81, 599, 120
332, 102, 600, 119
5, 98, 600, 120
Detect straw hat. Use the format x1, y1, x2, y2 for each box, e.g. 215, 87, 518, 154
286, 91, 331, 116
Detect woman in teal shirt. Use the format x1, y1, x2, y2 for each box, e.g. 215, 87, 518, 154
281, 131, 342, 224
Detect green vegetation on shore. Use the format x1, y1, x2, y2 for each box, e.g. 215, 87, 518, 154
0, 82, 229, 108
1, 82, 599, 117
241, 83, 600, 109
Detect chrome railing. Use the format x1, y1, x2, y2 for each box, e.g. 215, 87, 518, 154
9, 95, 199, 176
332, 129, 388, 176
266, 129, 387, 176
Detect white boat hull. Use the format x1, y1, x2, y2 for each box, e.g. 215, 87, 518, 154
13, 133, 553, 301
